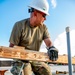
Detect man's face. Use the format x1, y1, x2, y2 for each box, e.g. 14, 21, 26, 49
34, 10, 46, 26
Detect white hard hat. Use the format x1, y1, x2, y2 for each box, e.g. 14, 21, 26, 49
28, 0, 49, 15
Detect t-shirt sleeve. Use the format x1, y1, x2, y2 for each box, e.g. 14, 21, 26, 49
9, 22, 22, 45
43, 25, 50, 40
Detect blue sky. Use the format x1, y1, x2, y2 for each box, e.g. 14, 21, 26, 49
0, 0, 75, 56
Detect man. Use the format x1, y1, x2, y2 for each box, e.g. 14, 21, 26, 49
9, 0, 58, 75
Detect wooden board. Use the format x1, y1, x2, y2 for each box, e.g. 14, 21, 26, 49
0, 46, 75, 64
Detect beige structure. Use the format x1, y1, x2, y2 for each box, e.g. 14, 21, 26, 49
0, 46, 75, 64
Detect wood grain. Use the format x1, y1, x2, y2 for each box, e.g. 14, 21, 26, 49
0, 46, 75, 64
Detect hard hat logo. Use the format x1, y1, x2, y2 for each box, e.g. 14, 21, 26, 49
43, 8, 46, 11
28, 0, 49, 15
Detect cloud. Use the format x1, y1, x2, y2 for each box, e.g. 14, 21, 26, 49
51, 0, 57, 8
40, 41, 47, 52
54, 30, 75, 57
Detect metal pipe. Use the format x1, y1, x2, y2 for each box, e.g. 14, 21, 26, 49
66, 27, 72, 75
19, 63, 25, 75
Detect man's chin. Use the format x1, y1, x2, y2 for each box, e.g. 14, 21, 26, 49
34, 22, 43, 26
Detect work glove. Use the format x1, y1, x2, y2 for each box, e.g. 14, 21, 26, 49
47, 46, 58, 61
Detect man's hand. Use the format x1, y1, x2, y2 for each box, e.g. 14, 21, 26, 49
47, 46, 58, 61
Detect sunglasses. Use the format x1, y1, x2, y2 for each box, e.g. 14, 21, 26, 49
42, 14, 46, 18
36, 10, 46, 18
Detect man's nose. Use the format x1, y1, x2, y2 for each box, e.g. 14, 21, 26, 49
44, 17, 46, 20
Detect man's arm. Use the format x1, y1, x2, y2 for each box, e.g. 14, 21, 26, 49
9, 43, 14, 47
44, 38, 58, 61
44, 38, 53, 47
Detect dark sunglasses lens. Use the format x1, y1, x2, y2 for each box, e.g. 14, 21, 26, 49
43, 14, 46, 18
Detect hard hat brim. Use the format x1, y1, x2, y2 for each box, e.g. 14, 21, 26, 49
28, 6, 50, 15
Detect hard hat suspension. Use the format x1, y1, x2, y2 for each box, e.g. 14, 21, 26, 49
28, 8, 34, 13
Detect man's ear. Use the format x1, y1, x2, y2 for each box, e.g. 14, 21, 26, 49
33, 10, 37, 16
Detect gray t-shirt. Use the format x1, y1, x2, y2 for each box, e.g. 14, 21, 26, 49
9, 18, 50, 51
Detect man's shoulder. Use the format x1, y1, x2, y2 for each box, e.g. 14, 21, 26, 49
16, 18, 29, 24
14, 18, 30, 27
